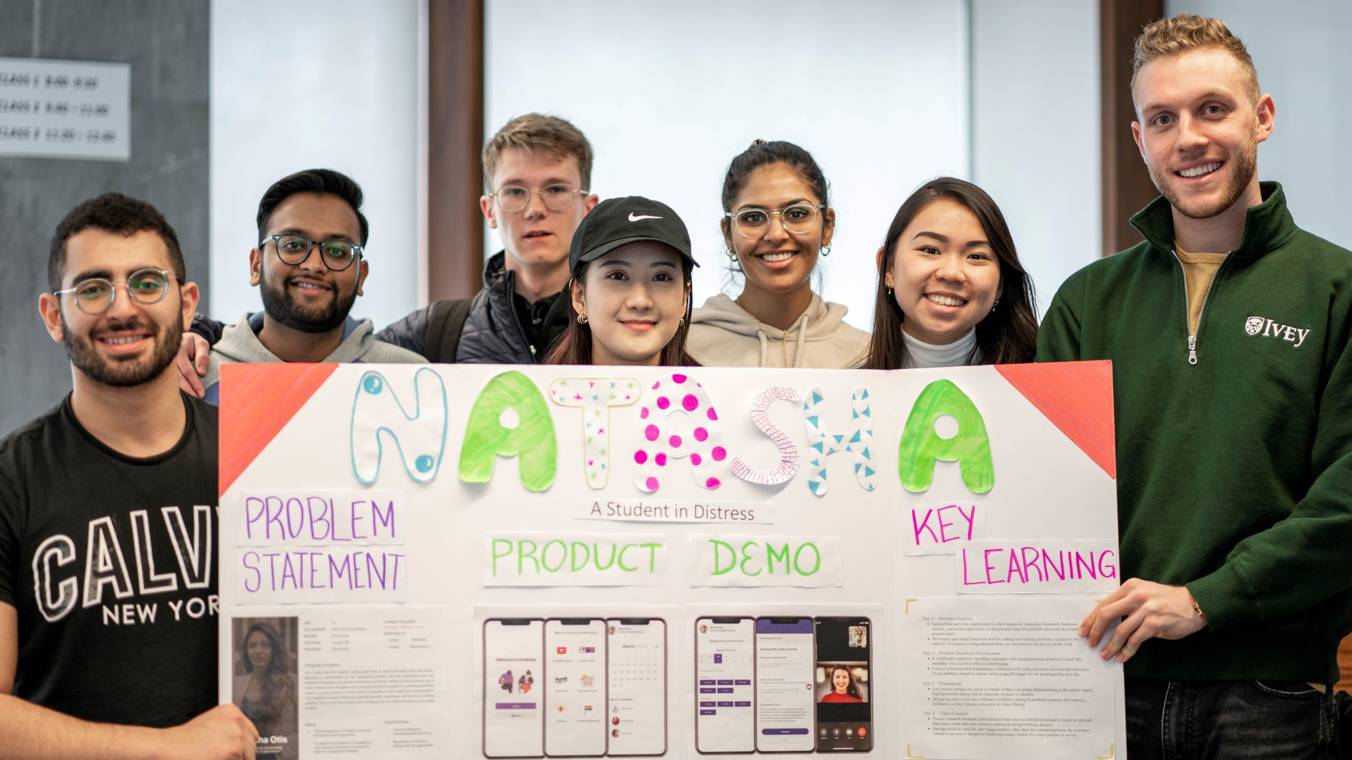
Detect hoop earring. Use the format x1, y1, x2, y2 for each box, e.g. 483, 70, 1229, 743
576, 314, 588, 325
820, 244, 832, 257
726, 248, 737, 261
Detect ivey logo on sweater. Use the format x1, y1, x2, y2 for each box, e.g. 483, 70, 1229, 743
1244, 315, 1311, 348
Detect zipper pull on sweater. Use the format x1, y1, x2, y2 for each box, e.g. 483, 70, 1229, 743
1188, 335, 1198, 365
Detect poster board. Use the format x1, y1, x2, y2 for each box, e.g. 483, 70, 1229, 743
218, 362, 1125, 759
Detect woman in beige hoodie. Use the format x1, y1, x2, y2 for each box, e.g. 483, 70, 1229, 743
687, 140, 870, 368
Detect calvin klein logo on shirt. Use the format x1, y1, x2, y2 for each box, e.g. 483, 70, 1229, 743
1244, 315, 1310, 348
32, 505, 216, 625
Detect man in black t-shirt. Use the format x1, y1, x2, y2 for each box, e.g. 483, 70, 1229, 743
0, 194, 257, 758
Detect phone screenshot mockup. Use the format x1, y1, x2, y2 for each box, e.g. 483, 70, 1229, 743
545, 618, 607, 757
754, 617, 815, 753
695, 616, 756, 754
814, 617, 873, 752
606, 619, 666, 756
483, 618, 544, 758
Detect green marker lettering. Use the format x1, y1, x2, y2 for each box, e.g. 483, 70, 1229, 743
490, 538, 513, 577
570, 541, 590, 572
641, 542, 662, 573
739, 540, 762, 577
794, 542, 822, 576
710, 539, 735, 576
518, 539, 540, 575
541, 540, 566, 573
766, 542, 791, 575
617, 543, 638, 572
458, 371, 557, 492
593, 543, 618, 571
898, 379, 995, 494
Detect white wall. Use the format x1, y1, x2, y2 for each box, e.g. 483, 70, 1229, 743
485, 0, 970, 331
209, 0, 423, 329
1167, 0, 1352, 251
971, 0, 1100, 317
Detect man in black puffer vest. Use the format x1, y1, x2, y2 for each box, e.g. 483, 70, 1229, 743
378, 113, 598, 363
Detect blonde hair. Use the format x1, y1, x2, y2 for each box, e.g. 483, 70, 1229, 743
481, 113, 593, 191
1132, 15, 1259, 102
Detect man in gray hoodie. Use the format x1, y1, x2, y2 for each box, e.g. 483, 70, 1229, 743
202, 169, 421, 403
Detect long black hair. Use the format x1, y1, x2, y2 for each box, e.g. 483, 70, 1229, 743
865, 177, 1038, 369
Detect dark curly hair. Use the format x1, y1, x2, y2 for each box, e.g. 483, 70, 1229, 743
48, 192, 184, 291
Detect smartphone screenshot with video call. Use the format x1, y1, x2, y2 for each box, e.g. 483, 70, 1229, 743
814, 617, 873, 752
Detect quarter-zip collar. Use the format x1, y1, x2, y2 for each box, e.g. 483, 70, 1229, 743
1130, 181, 1298, 262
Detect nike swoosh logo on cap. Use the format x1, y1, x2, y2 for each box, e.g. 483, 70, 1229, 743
628, 213, 662, 222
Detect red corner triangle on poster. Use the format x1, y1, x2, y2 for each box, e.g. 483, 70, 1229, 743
218, 362, 338, 497
993, 360, 1116, 480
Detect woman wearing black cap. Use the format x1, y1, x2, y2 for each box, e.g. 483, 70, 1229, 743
546, 196, 699, 366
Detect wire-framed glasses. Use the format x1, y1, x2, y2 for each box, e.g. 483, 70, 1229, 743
725, 203, 826, 239
492, 183, 588, 214
52, 268, 177, 315
263, 234, 363, 272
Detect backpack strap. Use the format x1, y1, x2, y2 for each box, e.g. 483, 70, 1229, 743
425, 297, 473, 363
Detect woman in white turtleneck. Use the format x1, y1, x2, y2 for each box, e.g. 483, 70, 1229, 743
864, 177, 1039, 369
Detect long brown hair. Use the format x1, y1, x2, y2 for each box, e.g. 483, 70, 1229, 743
865, 177, 1038, 369
544, 258, 698, 367
238, 621, 296, 733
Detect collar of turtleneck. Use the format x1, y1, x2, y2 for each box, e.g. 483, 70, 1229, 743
901, 328, 979, 369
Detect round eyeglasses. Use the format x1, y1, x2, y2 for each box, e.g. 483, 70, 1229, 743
725, 203, 826, 239
492, 183, 588, 214
53, 268, 177, 315
263, 234, 363, 272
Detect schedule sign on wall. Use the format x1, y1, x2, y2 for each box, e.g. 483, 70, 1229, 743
0, 57, 130, 160
217, 362, 1125, 759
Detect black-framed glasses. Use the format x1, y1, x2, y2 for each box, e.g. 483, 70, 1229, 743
262, 234, 363, 272
491, 183, 588, 214
725, 203, 826, 239
52, 267, 177, 315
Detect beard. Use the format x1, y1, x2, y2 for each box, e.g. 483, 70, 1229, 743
258, 267, 358, 334
64, 312, 182, 388
1151, 137, 1258, 221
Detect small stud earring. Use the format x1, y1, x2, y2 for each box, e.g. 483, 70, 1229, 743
576, 314, 588, 324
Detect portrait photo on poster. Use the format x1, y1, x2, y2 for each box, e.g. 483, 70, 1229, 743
232, 616, 300, 759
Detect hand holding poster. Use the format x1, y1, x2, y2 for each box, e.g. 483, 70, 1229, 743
217, 361, 1124, 759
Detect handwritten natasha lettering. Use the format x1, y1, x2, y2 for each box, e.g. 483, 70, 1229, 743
373, 370, 995, 496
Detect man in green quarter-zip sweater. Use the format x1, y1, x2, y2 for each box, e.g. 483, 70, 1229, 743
1039, 15, 1350, 758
